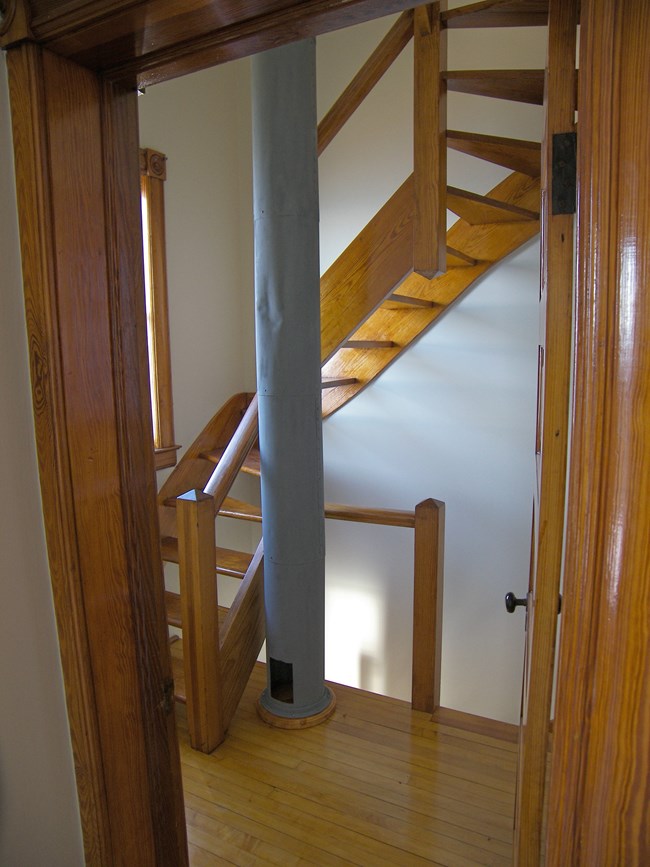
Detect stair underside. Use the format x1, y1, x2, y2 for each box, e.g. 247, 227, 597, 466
321, 170, 541, 417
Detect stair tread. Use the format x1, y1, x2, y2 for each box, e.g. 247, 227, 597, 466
343, 339, 395, 349
161, 536, 253, 577
200, 446, 261, 477
444, 69, 545, 105
385, 293, 438, 309
321, 375, 359, 388
443, 0, 549, 29
447, 185, 539, 224
221, 496, 263, 522
165, 590, 230, 630
447, 129, 541, 176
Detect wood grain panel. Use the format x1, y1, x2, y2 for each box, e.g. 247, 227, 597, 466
413, 2, 447, 278
546, 1, 650, 863
6, 41, 112, 866
322, 171, 540, 416
320, 176, 415, 363
514, 0, 578, 862
7, 43, 188, 866
442, 0, 549, 29
22, 0, 424, 88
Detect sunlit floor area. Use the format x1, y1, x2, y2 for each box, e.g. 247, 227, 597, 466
175, 663, 516, 865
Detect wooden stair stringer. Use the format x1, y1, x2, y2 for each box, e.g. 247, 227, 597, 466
321, 171, 541, 417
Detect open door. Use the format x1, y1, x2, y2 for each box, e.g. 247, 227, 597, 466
507, 1, 579, 864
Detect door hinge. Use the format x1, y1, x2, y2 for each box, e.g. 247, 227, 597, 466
552, 132, 577, 215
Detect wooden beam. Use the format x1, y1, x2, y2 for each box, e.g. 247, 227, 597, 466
546, 1, 650, 863
177, 491, 225, 753
515, 0, 578, 862
411, 498, 445, 713
318, 10, 413, 155
413, 2, 447, 278
447, 185, 539, 223
22, 0, 425, 89
442, 0, 550, 29
6, 43, 188, 866
447, 129, 542, 176
444, 70, 545, 104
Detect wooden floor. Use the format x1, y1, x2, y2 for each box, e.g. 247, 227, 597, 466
176, 663, 517, 865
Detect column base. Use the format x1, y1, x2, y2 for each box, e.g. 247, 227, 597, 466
256, 687, 336, 730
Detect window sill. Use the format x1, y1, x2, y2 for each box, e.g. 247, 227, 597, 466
154, 444, 181, 471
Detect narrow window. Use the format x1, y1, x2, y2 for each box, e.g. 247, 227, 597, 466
139, 148, 179, 470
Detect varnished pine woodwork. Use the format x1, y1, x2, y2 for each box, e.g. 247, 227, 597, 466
546, 1, 650, 863
164, 590, 230, 631
177, 491, 224, 753
447, 185, 539, 224
321, 375, 359, 388
320, 176, 415, 363
442, 0, 549, 29
6, 43, 188, 866
387, 293, 437, 308
343, 339, 396, 349
161, 536, 253, 579
445, 69, 545, 104
140, 147, 177, 470
203, 393, 259, 505
411, 499, 445, 713
177, 663, 518, 864
447, 129, 541, 176
514, 0, 578, 863
219, 542, 266, 727
322, 171, 540, 416
413, 2, 447, 278
157, 392, 253, 538
21, 0, 424, 89
446, 244, 478, 266
317, 10, 413, 155
199, 445, 261, 478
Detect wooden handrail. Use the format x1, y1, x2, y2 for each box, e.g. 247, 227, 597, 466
317, 10, 414, 156
203, 393, 258, 508
324, 502, 415, 528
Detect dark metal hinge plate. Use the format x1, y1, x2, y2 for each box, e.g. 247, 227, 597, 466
552, 132, 577, 215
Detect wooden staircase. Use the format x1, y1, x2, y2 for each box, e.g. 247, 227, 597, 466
161, 0, 560, 754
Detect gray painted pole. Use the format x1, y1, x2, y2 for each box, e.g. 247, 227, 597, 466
251, 38, 334, 722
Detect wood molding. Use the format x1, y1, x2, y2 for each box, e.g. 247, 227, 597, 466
6, 43, 188, 865
432, 706, 519, 744
27, 0, 424, 88
546, 1, 650, 863
0, 0, 32, 47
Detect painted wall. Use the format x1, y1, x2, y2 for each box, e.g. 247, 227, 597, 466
0, 55, 84, 867
139, 12, 546, 723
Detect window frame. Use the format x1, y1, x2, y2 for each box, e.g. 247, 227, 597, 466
139, 147, 179, 470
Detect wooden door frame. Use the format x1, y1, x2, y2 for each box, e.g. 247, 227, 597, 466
545, 1, 650, 862
4, 0, 649, 863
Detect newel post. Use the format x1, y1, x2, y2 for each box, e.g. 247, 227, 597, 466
411, 498, 445, 713
177, 489, 224, 752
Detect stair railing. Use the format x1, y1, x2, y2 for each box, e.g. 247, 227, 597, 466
176, 393, 262, 752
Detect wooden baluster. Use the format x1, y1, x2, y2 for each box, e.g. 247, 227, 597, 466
411, 498, 445, 713
177, 489, 224, 752
413, 2, 447, 278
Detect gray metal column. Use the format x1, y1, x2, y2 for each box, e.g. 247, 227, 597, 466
252, 38, 334, 722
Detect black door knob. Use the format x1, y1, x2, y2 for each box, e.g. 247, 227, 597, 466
505, 592, 527, 613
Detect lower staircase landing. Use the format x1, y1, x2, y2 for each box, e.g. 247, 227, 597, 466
174, 657, 517, 865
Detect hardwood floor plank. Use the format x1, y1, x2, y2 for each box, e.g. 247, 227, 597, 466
176, 663, 516, 865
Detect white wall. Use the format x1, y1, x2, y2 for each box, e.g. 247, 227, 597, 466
0, 55, 84, 867
318, 16, 546, 722
139, 13, 547, 723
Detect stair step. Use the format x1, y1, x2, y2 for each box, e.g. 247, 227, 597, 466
343, 340, 396, 349
161, 536, 253, 577
221, 496, 262, 522
321, 375, 359, 389
199, 446, 261, 477
169, 637, 186, 703
444, 70, 545, 105
447, 130, 541, 176
447, 246, 479, 267
386, 293, 438, 308
443, 0, 549, 29
447, 185, 539, 224
165, 590, 230, 630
